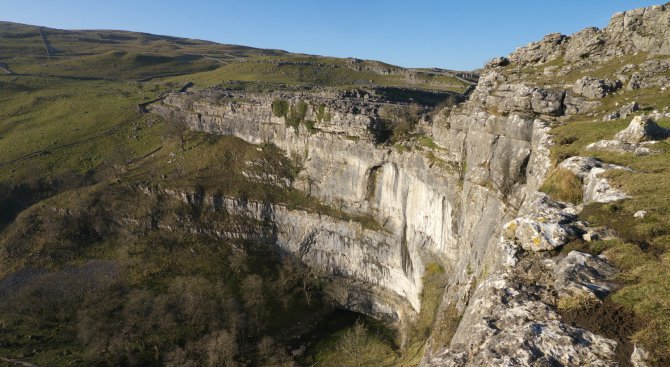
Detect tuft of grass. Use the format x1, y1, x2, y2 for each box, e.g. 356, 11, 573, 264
271, 99, 289, 117
540, 168, 583, 204
285, 100, 308, 129
416, 136, 440, 150
315, 103, 331, 122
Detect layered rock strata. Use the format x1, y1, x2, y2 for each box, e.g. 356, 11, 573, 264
151, 4, 670, 365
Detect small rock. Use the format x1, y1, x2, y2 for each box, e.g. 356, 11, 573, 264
486, 56, 510, 68
603, 112, 620, 121
633, 210, 647, 218
582, 226, 616, 242
619, 101, 640, 118
631, 344, 650, 367
603, 101, 639, 121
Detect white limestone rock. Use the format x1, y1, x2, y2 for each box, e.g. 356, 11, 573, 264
587, 116, 669, 155
422, 271, 618, 367
503, 193, 578, 251
586, 139, 655, 155
631, 345, 651, 367
553, 251, 618, 300
614, 115, 670, 144
633, 210, 647, 218
572, 76, 621, 99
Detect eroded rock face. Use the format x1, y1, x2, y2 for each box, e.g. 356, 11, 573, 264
151, 84, 552, 324
139, 186, 418, 321
422, 269, 618, 367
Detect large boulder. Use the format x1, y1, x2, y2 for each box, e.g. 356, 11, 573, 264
614, 115, 670, 143
485, 56, 509, 69
508, 33, 568, 66
564, 27, 606, 62
572, 76, 622, 99
485, 83, 565, 116
586, 116, 669, 155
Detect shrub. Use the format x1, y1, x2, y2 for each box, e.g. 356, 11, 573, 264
376, 104, 422, 143
271, 99, 289, 118
285, 101, 308, 129
316, 104, 331, 122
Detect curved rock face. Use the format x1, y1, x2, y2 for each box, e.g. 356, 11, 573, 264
140, 186, 417, 321
151, 84, 551, 326
150, 4, 668, 364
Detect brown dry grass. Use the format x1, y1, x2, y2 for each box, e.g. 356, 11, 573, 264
540, 168, 583, 204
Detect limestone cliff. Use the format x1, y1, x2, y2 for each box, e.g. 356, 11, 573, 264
150, 3, 670, 365
151, 84, 547, 324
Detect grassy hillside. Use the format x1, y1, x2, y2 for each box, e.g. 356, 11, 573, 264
0, 21, 471, 366
0, 21, 471, 92
164, 55, 471, 92
0, 21, 285, 80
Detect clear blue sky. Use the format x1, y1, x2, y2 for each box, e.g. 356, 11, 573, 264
1, 0, 663, 70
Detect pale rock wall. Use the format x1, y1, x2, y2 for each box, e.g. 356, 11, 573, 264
151, 83, 551, 327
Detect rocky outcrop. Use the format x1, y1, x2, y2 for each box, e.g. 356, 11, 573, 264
508, 4, 670, 67
151, 42, 631, 364
423, 255, 618, 367
625, 59, 670, 91
502, 192, 580, 251
151, 74, 556, 331
587, 115, 670, 155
